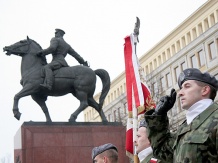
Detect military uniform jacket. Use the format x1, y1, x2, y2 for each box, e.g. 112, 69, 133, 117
145, 103, 218, 163
41, 37, 84, 66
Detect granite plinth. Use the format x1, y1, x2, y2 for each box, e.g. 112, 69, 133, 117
14, 122, 129, 163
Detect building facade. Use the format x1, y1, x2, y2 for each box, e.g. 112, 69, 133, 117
84, 0, 218, 130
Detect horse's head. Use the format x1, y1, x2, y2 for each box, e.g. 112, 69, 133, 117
3, 36, 41, 56
3, 36, 47, 66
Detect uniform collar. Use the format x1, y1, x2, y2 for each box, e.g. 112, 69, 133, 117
138, 147, 152, 162
186, 99, 212, 125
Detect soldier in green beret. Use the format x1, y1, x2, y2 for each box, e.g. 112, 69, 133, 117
92, 143, 118, 163
144, 68, 218, 162
135, 119, 162, 163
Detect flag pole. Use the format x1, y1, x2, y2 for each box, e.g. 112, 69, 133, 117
133, 16, 140, 163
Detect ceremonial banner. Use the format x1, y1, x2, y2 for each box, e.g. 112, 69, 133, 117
124, 33, 155, 159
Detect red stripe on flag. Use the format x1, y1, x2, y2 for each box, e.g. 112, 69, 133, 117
125, 128, 133, 154
124, 35, 133, 112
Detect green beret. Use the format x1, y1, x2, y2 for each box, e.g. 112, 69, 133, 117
178, 68, 218, 90
92, 143, 117, 160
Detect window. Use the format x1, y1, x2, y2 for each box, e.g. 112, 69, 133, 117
167, 48, 171, 59
198, 23, 203, 35
174, 66, 180, 82
160, 77, 166, 92
171, 44, 176, 55
149, 62, 153, 71
117, 107, 121, 121
113, 110, 117, 121
166, 73, 172, 88
192, 27, 197, 40
208, 42, 217, 60
210, 13, 215, 26
124, 102, 127, 115
153, 82, 158, 94
108, 114, 111, 122
176, 40, 181, 52
198, 50, 205, 67
154, 59, 157, 69
181, 36, 186, 48
114, 90, 117, 99
204, 18, 209, 31
108, 95, 110, 103
146, 65, 149, 74
162, 52, 166, 62
187, 32, 191, 44
87, 112, 89, 121
191, 54, 198, 68
158, 55, 162, 65
181, 62, 187, 71
111, 93, 114, 101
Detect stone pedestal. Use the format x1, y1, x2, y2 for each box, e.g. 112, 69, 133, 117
14, 122, 129, 163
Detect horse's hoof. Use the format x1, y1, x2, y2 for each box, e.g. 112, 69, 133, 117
69, 115, 77, 122
68, 118, 76, 122
14, 111, 21, 120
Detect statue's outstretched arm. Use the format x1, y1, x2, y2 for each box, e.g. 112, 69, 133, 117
68, 47, 88, 66
36, 38, 58, 56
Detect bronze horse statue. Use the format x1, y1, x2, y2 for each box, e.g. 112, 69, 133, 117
3, 36, 110, 122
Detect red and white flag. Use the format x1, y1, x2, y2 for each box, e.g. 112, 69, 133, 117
124, 33, 155, 159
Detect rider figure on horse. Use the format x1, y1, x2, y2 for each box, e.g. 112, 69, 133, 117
36, 28, 89, 90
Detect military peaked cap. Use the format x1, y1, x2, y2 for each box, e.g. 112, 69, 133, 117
92, 143, 118, 160
178, 68, 218, 90
55, 28, 65, 35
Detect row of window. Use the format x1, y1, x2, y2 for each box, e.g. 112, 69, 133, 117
107, 103, 128, 122
85, 5, 218, 122
103, 8, 218, 107
144, 9, 218, 75
151, 38, 218, 96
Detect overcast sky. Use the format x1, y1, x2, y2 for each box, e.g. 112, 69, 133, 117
0, 0, 207, 160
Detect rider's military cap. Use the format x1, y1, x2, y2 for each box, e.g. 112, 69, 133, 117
139, 118, 147, 128
178, 68, 218, 90
55, 28, 65, 35
92, 143, 118, 160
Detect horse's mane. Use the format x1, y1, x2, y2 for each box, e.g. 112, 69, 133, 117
29, 38, 47, 65
30, 39, 43, 50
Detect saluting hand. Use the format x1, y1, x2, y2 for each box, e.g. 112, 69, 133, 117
155, 88, 177, 115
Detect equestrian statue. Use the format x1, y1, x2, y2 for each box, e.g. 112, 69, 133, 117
3, 30, 110, 122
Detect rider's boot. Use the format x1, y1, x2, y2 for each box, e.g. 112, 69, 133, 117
41, 67, 53, 90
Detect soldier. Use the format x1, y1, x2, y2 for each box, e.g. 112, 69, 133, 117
92, 143, 118, 163
134, 119, 161, 163
36, 28, 88, 90
144, 68, 218, 162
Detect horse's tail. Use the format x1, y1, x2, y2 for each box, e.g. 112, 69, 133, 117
94, 69, 110, 109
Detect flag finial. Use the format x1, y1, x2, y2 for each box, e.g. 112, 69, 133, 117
133, 17, 140, 43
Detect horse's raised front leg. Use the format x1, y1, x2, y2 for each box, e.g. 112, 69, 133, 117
31, 95, 52, 122
69, 91, 88, 122
13, 84, 36, 120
